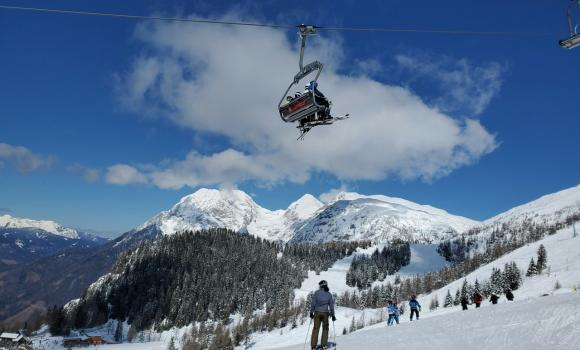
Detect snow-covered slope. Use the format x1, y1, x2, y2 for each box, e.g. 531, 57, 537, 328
277, 292, 580, 350
0, 214, 79, 239
291, 193, 477, 243
246, 224, 580, 350
474, 184, 580, 236
486, 184, 580, 225
132, 188, 475, 243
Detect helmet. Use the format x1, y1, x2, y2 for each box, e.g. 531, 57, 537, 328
319, 280, 328, 287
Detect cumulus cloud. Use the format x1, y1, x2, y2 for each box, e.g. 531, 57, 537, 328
113, 15, 499, 189
105, 164, 148, 185
395, 53, 506, 116
67, 164, 100, 183
319, 184, 350, 203
0, 142, 55, 173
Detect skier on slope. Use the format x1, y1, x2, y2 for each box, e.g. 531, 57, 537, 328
472, 292, 483, 308
387, 301, 400, 326
505, 289, 514, 301
490, 293, 499, 305
310, 280, 336, 350
461, 296, 469, 310
408, 295, 421, 321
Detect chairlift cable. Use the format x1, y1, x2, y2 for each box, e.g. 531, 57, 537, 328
0, 4, 555, 37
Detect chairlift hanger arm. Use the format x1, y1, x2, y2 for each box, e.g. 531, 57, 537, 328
566, 0, 580, 36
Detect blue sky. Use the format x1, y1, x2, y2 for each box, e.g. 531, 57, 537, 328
1, 0, 579, 236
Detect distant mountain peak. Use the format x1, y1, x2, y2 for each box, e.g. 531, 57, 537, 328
0, 214, 79, 239
286, 194, 324, 220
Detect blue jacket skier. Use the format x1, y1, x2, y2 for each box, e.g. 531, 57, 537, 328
409, 295, 421, 321
310, 280, 336, 349
387, 301, 400, 326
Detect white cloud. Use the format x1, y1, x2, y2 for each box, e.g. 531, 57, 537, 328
395, 53, 506, 116
319, 184, 350, 203
67, 164, 100, 183
0, 143, 55, 173
105, 164, 148, 185
113, 16, 499, 189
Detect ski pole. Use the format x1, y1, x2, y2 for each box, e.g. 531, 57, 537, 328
303, 317, 312, 350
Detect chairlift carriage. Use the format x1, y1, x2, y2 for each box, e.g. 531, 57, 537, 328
278, 25, 348, 139
560, 0, 580, 49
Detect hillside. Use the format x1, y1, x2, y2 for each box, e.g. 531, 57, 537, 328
243, 224, 580, 349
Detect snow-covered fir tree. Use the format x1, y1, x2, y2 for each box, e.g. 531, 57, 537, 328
444, 290, 454, 307
526, 257, 538, 277
453, 289, 461, 306
429, 295, 439, 311
537, 244, 548, 274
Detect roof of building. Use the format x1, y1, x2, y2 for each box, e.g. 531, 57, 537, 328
0, 332, 25, 342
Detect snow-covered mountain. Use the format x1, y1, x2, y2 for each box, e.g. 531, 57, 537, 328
0, 214, 79, 239
461, 184, 580, 246
0, 214, 109, 271
129, 188, 476, 244
131, 189, 323, 242
291, 192, 478, 243
483, 184, 580, 227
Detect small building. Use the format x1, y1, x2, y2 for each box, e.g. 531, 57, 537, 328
0, 331, 30, 348
87, 335, 103, 345
62, 337, 88, 348
62, 334, 106, 348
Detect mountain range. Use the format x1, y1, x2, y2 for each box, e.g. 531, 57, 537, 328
1, 184, 579, 325
121, 188, 477, 244
0, 214, 109, 271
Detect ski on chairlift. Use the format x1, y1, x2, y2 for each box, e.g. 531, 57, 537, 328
278, 24, 348, 139
560, 0, 580, 49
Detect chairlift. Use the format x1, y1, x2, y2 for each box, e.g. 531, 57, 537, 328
278, 24, 348, 139
559, 0, 580, 49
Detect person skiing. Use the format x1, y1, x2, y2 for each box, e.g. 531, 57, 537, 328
461, 296, 469, 310
472, 292, 483, 308
310, 280, 336, 350
490, 293, 499, 305
505, 289, 514, 301
408, 295, 421, 321
387, 301, 400, 326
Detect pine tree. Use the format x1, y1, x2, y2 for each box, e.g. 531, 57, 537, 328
526, 257, 538, 277
473, 278, 482, 295
443, 290, 453, 308
114, 320, 124, 343
167, 336, 177, 350
461, 279, 472, 299
536, 244, 548, 274
453, 289, 461, 306
429, 295, 439, 311
504, 261, 522, 290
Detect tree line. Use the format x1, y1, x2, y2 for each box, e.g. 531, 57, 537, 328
345, 240, 411, 289
52, 229, 367, 336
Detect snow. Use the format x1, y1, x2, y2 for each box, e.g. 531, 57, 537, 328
0, 214, 79, 239
278, 292, 580, 350
295, 243, 448, 301
135, 188, 472, 243
486, 184, 580, 223
291, 197, 477, 243
245, 225, 580, 349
